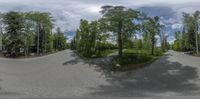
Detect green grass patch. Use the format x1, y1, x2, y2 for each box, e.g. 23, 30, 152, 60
112, 48, 162, 71
93, 49, 117, 58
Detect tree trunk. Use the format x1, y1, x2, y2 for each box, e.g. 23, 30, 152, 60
37, 23, 40, 55
151, 35, 155, 55
196, 31, 199, 55
118, 21, 123, 57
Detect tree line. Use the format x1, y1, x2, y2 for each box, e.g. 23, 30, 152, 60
71, 6, 169, 58
173, 11, 200, 55
0, 11, 68, 57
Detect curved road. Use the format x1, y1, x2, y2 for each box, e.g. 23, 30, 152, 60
0, 50, 199, 99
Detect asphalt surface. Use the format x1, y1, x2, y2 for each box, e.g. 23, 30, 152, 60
0, 50, 199, 99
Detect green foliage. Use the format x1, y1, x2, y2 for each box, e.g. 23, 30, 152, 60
173, 40, 181, 51
154, 48, 163, 56
94, 49, 117, 57
174, 11, 200, 54
95, 42, 117, 51
112, 49, 156, 71
71, 19, 118, 58
72, 20, 99, 57
1, 11, 67, 57
142, 16, 162, 55
3, 12, 25, 56
54, 27, 67, 51
100, 5, 140, 57
72, 5, 167, 62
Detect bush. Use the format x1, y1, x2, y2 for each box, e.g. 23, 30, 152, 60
93, 49, 117, 58
154, 48, 163, 56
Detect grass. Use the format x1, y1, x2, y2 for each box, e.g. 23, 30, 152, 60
74, 49, 118, 59
93, 49, 117, 58
111, 48, 163, 71
0, 50, 64, 59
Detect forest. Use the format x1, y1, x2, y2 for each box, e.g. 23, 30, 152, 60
172, 11, 200, 56
1, 5, 199, 68
71, 6, 170, 68
0, 11, 68, 57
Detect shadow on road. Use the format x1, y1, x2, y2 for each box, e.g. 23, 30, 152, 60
62, 51, 114, 77
89, 54, 200, 97
62, 52, 83, 65
63, 52, 200, 97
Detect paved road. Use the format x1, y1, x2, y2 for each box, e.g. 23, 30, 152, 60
0, 50, 199, 99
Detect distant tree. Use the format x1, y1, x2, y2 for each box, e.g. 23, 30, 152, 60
158, 31, 168, 52
54, 27, 67, 51
173, 31, 182, 51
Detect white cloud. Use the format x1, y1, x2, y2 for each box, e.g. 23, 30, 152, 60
172, 24, 183, 29
0, 0, 200, 38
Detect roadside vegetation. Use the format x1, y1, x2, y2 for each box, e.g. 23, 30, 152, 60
172, 11, 200, 56
71, 5, 170, 70
0, 6, 171, 70
0, 12, 68, 57
112, 48, 163, 71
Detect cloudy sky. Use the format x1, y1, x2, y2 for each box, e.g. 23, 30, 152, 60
0, 0, 200, 43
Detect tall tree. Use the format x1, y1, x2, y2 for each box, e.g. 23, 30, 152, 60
183, 13, 196, 51
193, 11, 200, 55
0, 12, 3, 51
3, 12, 25, 56
158, 29, 168, 52
26, 12, 53, 54
54, 27, 67, 51
143, 16, 162, 55
72, 19, 100, 57
100, 5, 139, 57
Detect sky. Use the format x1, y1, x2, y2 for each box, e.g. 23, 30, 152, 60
0, 0, 200, 43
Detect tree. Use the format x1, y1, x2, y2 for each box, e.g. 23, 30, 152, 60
143, 16, 162, 55
26, 12, 53, 55
54, 27, 67, 51
72, 19, 106, 58
173, 31, 182, 51
183, 13, 196, 51
100, 5, 139, 57
0, 11, 66, 57
88, 21, 98, 55
193, 11, 200, 55
0, 12, 3, 51
157, 25, 168, 52
176, 11, 200, 54
24, 20, 35, 55
73, 19, 99, 57
3, 12, 25, 56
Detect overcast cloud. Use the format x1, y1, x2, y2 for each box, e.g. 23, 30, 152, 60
0, 0, 200, 42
